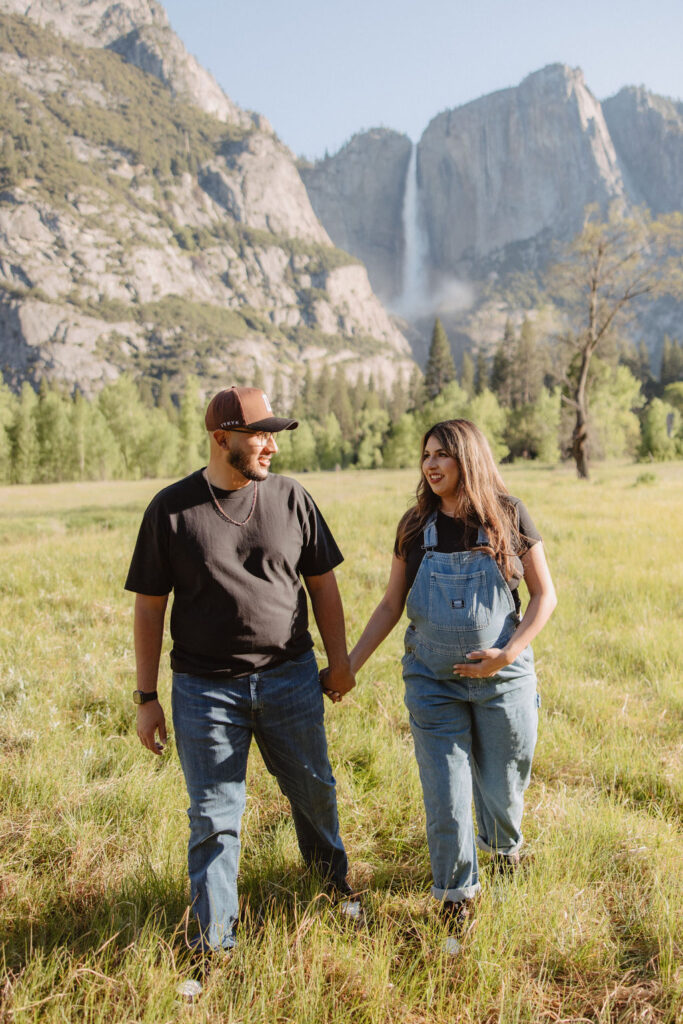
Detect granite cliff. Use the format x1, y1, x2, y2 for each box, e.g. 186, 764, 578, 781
302, 64, 683, 358
418, 65, 626, 280
602, 87, 683, 215
0, 2, 414, 394
300, 130, 413, 303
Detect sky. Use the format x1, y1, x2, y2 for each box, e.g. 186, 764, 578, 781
161, 0, 683, 161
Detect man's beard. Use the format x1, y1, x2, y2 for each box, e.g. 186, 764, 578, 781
227, 447, 269, 482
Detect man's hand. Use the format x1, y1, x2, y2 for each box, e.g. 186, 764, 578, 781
319, 664, 356, 703
453, 648, 514, 679
136, 700, 167, 754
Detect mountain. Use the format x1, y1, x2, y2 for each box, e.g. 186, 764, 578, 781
300, 130, 413, 304
602, 87, 683, 215
302, 64, 683, 360
0, 2, 414, 396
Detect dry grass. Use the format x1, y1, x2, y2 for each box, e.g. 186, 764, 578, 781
0, 461, 681, 1022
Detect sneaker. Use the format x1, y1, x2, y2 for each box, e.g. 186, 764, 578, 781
325, 879, 364, 922
176, 978, 203, 1002
440, 899, 474, 955
338, 897, 363, 920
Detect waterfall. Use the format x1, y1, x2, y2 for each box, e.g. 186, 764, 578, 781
395, 143, 430, 316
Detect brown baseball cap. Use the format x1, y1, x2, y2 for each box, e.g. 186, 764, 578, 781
205, 386, 298, 433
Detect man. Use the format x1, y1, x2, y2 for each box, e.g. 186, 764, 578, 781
126, 385, 356, 952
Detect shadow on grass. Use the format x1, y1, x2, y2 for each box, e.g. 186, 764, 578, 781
1, 855, 433, 971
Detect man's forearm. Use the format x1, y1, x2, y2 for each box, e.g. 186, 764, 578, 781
305, 571, 349, 668
134, 593, 168, 690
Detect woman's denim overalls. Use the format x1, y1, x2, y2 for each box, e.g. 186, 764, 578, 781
402, 514, 538, 904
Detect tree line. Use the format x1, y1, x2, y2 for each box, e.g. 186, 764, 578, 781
0, 318, 681, 486
2, 205, 683, 485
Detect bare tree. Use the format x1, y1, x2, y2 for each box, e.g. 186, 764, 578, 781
547, 206, 681, 478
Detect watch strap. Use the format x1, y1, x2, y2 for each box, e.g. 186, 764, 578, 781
133, 689, 158, 705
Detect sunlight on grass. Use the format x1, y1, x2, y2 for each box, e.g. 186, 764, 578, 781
0, 463, 681, 1022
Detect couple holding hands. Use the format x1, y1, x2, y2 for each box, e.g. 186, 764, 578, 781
127, 385, 556, 955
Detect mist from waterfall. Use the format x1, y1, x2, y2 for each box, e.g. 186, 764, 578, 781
393, 143, 431, 318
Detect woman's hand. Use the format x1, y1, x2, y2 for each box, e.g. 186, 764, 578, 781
453, 648, 513, 678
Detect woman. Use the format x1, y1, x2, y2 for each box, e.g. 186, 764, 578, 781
348, 419, 556, 950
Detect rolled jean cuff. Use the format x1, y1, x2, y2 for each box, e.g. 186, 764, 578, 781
431, 882, 481, 903
476, 835, 523, 856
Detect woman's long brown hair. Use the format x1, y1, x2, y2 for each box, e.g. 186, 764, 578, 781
395, 419, 522, 580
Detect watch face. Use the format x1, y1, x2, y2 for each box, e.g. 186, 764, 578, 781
133, 690, 155, 704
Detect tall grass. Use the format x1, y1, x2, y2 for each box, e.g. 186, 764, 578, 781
0, 462, 681, 1022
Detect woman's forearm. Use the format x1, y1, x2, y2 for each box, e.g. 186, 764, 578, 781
349, 598, 404, 673
502, 590, 557, 662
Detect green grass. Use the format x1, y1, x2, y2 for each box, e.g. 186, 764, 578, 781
0, 462, 682, 1022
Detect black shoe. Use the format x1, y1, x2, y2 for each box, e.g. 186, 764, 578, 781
440, 899, 475, 954
491, 851, 522, 876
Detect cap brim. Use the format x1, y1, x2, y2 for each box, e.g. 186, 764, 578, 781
246, 417, 298, 432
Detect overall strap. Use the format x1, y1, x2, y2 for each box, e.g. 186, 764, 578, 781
422, 513, 438, 553
475, 523, 490, 546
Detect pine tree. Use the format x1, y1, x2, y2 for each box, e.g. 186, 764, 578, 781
490, 319, 515, 408
350, 373, 368, 417
289, 420, 318, 470
475, 351, 488, 395
9, 381, 39, 483
0, 379, 17, 484
512, 318, 545, 407
408, 366, 426, 411
34, 381, 73, 482
637, 340, 652, 384
312, 365, 333, 421
424, 318, 456, 399
316, 412, 343, 469
177, 375, 206, 474
157, 375, 178, 424
98, 375, 149, 477
460, 351, 475, 398
137, 377, 156, 408
330, 366, 354, 439
389, 372, 410, 422
70, 390, 88, 480
293, 364, 315, 419
660, 336, 683, 385
271, 368, 287, 415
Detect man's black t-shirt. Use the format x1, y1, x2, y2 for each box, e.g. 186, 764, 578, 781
125, 470, 343, 677
396, 497, 541, 612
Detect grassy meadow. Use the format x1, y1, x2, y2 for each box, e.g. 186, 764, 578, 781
0, 461, 681, 1023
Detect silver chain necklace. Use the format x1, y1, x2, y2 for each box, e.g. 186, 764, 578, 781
204, 472, 258, 526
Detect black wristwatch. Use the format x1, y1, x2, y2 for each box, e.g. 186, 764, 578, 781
132, 689, 158, 705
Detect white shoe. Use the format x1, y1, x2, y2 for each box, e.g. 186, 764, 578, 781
176, 978, 203, 1002
442, 935, 462, 955
338, 898, 363, 920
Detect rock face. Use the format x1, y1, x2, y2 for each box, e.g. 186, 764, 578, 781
301, 130, 413, 302
0, 0, 251, 125
302, 67, 683, 287
0, 7, 413, 393
418, 65, 626, 278
301, 64, 683, 356
603, 87, 683, 214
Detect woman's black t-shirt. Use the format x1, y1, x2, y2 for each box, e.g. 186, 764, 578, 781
395, 497, 541, 611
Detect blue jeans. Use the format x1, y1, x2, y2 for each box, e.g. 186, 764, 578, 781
172, 650, 347, 950
404, 653, 538, 903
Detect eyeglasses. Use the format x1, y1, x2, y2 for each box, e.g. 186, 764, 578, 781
230, 429, 276, 444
